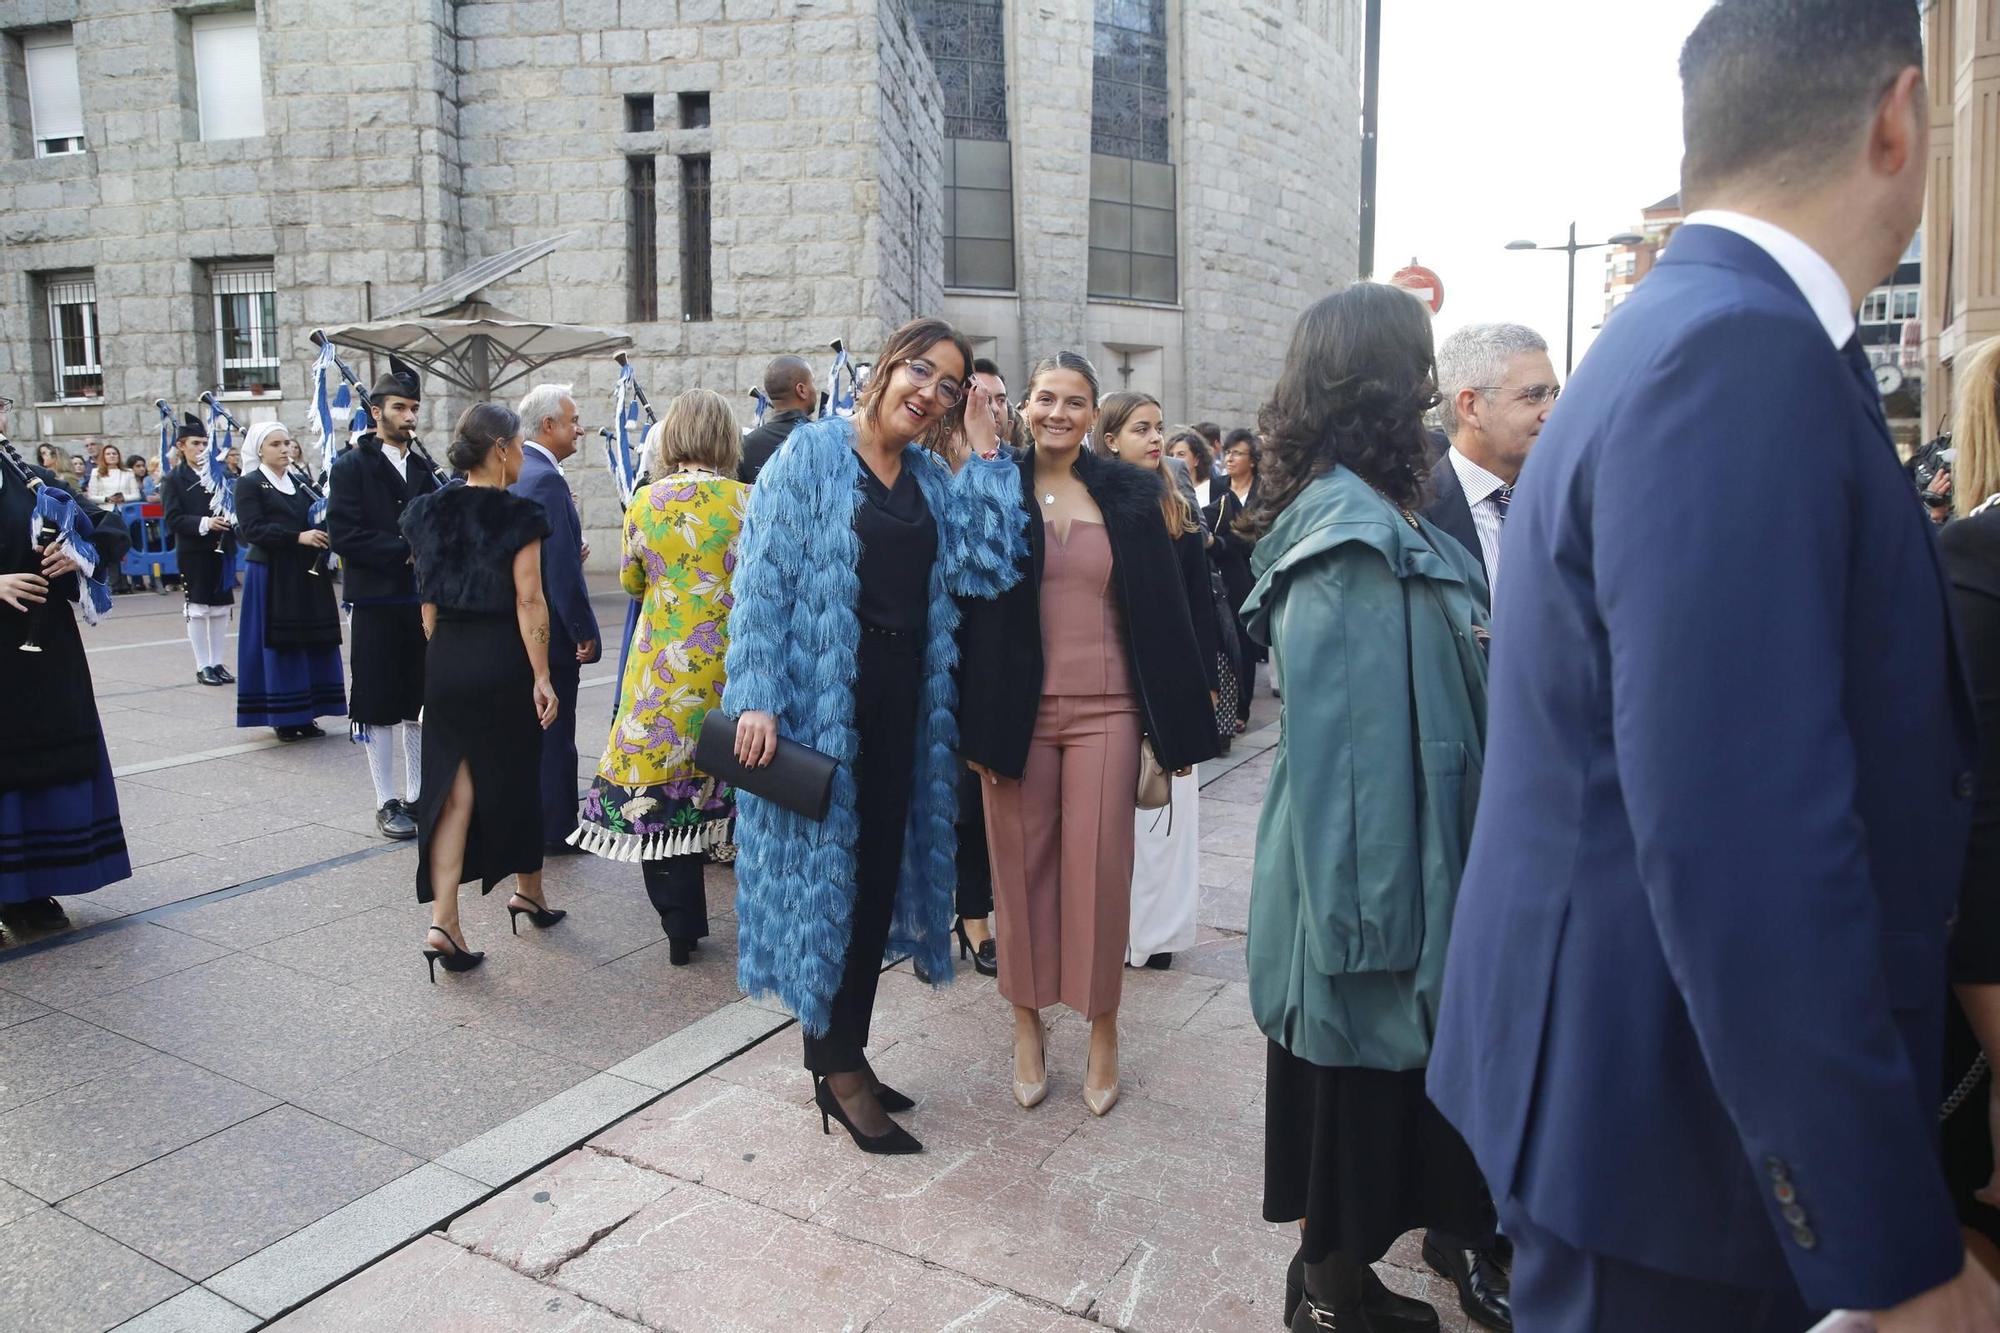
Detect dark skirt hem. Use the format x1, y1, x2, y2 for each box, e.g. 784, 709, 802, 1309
0, 741, 131, 900
1262, 1039, 1495, 1264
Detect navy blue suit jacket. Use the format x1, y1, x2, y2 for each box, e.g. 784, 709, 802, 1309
512, 445, 599, 660
1427, 224, 1978, 1310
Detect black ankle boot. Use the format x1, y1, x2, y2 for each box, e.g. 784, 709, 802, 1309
1291, 1255, 1368, 1332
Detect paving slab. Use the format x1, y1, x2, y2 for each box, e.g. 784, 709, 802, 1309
206, 1163, 489, 1318
436, 1073, 659, 1188
0, 1011, 159, 1114
0, 1052, 277, 1202
61, 1105, 421, 1281
263, 1234, 646, 1332
71, 954, 449, 1103
0, 1208, 189, 1333
446, 1147, 676, 1277
289, 1026, 598, 1160
0, 922, 231, 1010
111, 1286, 261, 1333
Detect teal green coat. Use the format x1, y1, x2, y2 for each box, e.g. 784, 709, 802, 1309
1241, 466, 1490, 1071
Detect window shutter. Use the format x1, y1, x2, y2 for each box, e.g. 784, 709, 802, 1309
23, 31, 83, 144
192, 13, 266, 141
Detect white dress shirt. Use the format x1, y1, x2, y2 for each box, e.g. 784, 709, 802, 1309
1682, 210, 1855, 349
259, 463, 295, 494
1193, 478, 1212, 511
1448, 446, 1510, 598
382, 440, 409, 482
523, 440, 560, 471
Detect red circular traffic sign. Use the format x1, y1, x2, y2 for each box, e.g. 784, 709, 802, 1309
1391, 261, 1444, 314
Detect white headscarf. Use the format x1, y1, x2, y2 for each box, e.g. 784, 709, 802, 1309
245, 421, 295, 490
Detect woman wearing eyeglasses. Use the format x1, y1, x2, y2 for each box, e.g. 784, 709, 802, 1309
724, 317, 1024, 1156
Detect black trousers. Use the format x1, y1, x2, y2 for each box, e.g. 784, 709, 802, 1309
641, 853, 709, 940
538, 643, 582, 843
954, 765, 994, 921
803, 629, 923, 1075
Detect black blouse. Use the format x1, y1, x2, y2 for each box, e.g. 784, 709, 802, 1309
401, 485, 551, 616
854, 463, 936, 633
1943, 510, 2000, 985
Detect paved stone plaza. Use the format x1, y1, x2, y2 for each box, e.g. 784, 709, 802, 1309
0, 575, 1470, 1332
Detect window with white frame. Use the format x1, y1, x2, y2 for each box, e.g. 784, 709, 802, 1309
209, 265, 278, 392
1861, 290, 1891, 324
23, 29, 84, 157
45, 273, 101, 400
1891, 287, 1920, 321
191, 12, 265, 141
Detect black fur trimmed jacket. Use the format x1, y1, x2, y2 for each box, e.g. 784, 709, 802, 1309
956, 445, 1221, 779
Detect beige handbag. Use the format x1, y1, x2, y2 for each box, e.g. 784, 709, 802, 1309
1136, 738, 1171, 810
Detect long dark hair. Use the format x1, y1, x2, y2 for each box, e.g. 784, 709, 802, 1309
855, 317, 974, 451
1241, 283, 1439, 540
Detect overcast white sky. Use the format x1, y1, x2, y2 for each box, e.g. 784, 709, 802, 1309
1373, 0, 1718, 370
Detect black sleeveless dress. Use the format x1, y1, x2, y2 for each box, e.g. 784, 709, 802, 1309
401, 485, 551, 899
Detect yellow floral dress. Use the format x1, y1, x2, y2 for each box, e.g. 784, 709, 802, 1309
572, 472, 747, 860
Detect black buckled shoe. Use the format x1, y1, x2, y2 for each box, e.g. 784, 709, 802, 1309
1421, 1237, 1511, 1331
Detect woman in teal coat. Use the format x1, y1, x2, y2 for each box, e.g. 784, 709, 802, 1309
1242, 284, 1502, 1333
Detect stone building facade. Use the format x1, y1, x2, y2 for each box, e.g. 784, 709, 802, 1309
1922, 0, 2000, 438
0, 0, 1360, 559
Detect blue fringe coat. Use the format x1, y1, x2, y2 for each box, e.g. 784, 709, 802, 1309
721, 419, 1024, 1034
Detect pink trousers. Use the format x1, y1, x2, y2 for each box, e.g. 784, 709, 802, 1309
983, 693, 1142, 1019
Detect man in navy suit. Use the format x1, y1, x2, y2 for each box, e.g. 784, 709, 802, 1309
1428, 3, 1999, 1329
513, 383, 600, 853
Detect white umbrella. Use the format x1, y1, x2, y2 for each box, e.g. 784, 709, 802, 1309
318, 234, 633, 397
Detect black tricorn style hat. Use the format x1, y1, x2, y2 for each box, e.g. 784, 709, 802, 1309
371, 354, 422, 404
178, 412, 206, 440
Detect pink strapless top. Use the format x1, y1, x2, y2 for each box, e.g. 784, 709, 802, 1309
1040, 520, 1134, 697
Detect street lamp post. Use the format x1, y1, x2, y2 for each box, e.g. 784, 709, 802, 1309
1506, 222, 1647, 377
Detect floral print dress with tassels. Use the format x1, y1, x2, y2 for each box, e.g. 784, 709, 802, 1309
573, 472, 747, 861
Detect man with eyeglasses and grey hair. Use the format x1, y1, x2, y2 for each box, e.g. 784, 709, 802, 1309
1424, 323, 1559, 603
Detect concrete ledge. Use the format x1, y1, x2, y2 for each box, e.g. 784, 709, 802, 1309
203, 1163, 486, 1318
607, 997, 792, 1091
113, 1285, 259, 1333
436, 1073, 657, 1188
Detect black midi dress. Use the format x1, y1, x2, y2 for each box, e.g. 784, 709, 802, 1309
401, 485, 551, 900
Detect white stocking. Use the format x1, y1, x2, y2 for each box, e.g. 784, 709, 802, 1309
399, 722, 423, 803
203, 613, 231, 671
185, 613, 211, 669
364, 731, 398, 809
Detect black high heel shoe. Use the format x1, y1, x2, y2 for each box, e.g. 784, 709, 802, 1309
855, 1059, 914, 1113
507, 894, 567, 935
954, 917, 998, 977
422, 925, 486, 983
668, 937, 697, 966
813, 1076, 922, 1155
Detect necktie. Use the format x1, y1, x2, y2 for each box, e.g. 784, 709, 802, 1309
1493, 484, 1513, 522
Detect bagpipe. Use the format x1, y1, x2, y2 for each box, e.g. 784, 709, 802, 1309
286, 465, 333, 578
605, 352, 657, 507
307, 330, 451, 489
823, 338, 858, 419
3, 442, 111, 649
197, 390, 242, 555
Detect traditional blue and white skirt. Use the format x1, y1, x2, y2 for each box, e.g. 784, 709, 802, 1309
0, 740, 130, 901
235, 563, 346, 729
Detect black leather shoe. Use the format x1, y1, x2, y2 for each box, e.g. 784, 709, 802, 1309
0, 896, 69, 933
211, 664, 235, 684
1422, 1238, 1511, 1331
1144, 952, 1173, 970
196, 666, 226, 686
376, 801, 417, 841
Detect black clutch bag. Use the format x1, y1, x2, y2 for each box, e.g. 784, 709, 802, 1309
695, 711, 837, 822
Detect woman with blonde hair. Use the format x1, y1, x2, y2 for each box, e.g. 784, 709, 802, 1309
1940, 336, 2000, 1245
572, 389, 749, 966
1094, 391, 1221, 971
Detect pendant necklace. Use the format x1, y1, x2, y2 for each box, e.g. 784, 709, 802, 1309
1042, 492, 1055, 507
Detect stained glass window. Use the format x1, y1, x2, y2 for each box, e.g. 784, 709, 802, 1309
1091, 0, 1169, 163
914, 1, 1009, 141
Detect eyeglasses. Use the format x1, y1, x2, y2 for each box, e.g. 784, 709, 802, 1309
1473, 384, 1562, 406
902, 358, 963, 406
